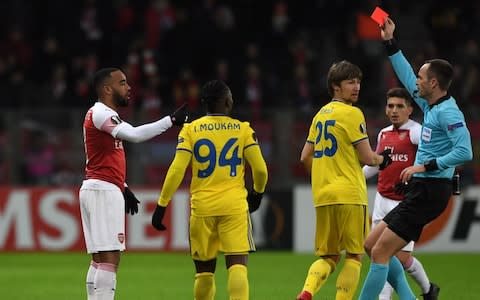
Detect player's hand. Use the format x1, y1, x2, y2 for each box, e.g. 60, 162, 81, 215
400, 164, 426, 183
170, 103, 188, 126
380, 17, 395, 40
394, 182, 409, 196
151, 204, 167, 231
378, 149, 392, 170
247, 190, 263, 213
123, 187, 140, 215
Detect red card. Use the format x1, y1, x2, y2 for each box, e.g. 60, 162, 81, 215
370, 6, 389, 25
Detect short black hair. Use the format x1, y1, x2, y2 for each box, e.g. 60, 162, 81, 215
326, 60, 362, 97
424, 59, 453, 91
92, 67, 120, 93
200, 80, 230, 112
386, 87, 412, 106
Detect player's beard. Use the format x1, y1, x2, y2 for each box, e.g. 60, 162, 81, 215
113, 90, 128, 107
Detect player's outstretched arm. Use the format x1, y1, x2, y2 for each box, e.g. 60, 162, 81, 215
114, 104, 188, 143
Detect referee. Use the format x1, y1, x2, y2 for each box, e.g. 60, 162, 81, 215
359, 17, 473, 300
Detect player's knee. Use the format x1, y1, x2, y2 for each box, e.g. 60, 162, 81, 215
225, 254, 248, 269
194, 258, 217, 273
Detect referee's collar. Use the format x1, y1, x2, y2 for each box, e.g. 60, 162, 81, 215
429, 93, 450, 108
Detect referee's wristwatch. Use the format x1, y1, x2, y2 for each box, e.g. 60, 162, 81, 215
424, 159, 438, 172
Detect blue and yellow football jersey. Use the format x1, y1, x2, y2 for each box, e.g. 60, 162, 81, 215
306, 101, 369, 206
159, 114, 267, 216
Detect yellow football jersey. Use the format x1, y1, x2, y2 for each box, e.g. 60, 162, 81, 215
306, 101, 369, 206
177, 115, 260, 216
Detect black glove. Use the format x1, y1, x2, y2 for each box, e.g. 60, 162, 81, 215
378, 149, 393, 170
170, 103, 188, 126
247, 190, 263, 213
152, 204, 167, 231
123, 187, 140, 215
394, 182, 409, 196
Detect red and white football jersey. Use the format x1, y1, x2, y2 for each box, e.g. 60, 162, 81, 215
376, 119, 421, 200
83, 102, 128, 190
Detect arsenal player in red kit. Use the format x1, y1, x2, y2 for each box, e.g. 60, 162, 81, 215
363, 87, 437, 300
79, 67, 187, 300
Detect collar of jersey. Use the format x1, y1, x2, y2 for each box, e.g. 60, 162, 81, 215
429, 93, 450, 108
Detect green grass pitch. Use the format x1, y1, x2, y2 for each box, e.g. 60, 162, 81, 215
0, 251, 478, 299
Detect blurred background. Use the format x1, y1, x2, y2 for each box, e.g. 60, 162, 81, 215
1, 0, 480, 253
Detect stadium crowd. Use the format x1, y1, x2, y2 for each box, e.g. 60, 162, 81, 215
0, 0, 479, 185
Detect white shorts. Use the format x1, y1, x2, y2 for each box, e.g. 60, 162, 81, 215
371, 192, 414, 252
79, 179, 126, 254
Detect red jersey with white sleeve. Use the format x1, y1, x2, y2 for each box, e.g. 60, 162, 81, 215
83, 102, 129, 191
375, 119, 421, 200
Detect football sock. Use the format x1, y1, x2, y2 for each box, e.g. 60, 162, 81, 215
94, 263, 117, 300
358, 262, 388, 300
379, 282, 394, 300
227, 264, 248, 300
405, 257, 430, 294
86, 261, 98, 300
194, 272, 216, 300
335, 258, 361, 300
387, 256, 416, 300
302, 258, 334, 295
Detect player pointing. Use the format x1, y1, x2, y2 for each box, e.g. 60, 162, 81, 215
79, 67, 187, 300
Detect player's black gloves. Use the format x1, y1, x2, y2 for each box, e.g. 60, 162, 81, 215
170, 103, 188, 126
378, 149, 393, 170
124, 186, 140, 215
247, 190, 263, 213
152, 204, 167, 231
394, 182, 409, 196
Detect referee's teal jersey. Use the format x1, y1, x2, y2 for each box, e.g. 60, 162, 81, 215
389, 51, 473, 178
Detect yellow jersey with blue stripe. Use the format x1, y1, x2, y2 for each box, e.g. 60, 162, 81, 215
306, 101, 369, 206
176, 115, 260, 216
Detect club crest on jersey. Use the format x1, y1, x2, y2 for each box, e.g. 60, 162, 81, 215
111, 115, 123, 125
359, 123, 367, 134
118, 233, 125, 243
399, 132, 407, 140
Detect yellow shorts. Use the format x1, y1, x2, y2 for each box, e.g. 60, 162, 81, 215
314, 204, 369, 256
189, 211, 255, 261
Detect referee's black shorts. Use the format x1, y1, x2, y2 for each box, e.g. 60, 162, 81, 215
383, 177, 452, 242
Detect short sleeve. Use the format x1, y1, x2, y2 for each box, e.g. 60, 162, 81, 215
345, 107, 368, 145
243, 122, 258, 148
306, 117, 317, 144
176, 124, 192, 153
